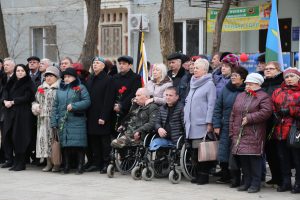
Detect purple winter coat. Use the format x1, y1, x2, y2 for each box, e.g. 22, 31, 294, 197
229, 89, 273, 155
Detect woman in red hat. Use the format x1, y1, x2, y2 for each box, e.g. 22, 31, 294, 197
272, 67, 300, 193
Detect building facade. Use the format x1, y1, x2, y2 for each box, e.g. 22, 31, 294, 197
1, 0, 299, 66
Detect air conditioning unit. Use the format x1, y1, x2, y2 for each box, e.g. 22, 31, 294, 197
129, 14, 150, 32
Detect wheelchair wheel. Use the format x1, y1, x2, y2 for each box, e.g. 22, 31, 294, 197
180, 144, 201, 180
131, 166, 142, 180
107, 164, 115, 178
151, 149, 171, 178
168, 169, 181, 184
115, 147, 138, 175
142, 167, 154, 181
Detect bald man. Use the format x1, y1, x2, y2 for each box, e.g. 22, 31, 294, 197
111, 88, 158, 148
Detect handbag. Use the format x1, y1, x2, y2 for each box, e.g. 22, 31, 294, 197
51, 128, 62, 166
198, 132, 219, 162
287, 120, 300, 148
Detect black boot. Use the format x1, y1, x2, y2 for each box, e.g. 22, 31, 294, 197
191, 170, 200, 184
291, 184, 300, 194
216, 162, 231, 184
9, 156, 18, 171
197, 173, 209, 185
14, 154, 26, 171
230, 170, 241, 188
1, 160, 13, 168
63, 149, 70, 174
75, 150, 84, 175
277, 176, 292, 192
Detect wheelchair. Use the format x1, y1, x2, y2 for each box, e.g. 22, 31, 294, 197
179, 142, 201, 181
132, 135, 184, 184
106, 131, 153, 178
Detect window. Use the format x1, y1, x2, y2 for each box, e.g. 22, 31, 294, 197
174, 22, 183, 53
100, 25, 122, 57
31, 26, 57, 61
174, 19, 205, 56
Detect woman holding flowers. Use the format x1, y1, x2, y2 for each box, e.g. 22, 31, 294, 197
229, 73, 272, 193
32, 66, 60, 172
51, 68, 90, 174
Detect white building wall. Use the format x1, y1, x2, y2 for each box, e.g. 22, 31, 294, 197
2, 0, 85, 64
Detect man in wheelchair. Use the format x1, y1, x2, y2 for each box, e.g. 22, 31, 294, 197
150, 86, 185, 151
111, 88, 158, 148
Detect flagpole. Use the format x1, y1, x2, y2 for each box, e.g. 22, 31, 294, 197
136, 15, 143, 73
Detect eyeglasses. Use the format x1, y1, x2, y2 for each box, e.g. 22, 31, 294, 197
264, 68, 276, 71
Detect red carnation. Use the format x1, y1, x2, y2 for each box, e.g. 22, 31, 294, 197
38, 88, 45, 94
72, 86, 81, 91
247, 89, 257, 97
119, 86, 127, 94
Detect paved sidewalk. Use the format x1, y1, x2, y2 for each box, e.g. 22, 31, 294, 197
0, 166, 298, 200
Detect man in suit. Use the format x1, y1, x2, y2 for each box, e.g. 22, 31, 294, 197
27, 56, 41, 90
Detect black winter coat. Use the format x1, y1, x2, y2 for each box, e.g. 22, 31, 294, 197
2, 75, 35, 154
212, 81, 245, 162
262, 73, 284, 96
261, 73, 284, 137
178, 71, 192, 105
155, 102, 185, 142
167, 67, 186, 88
113, 69, 141, 118
86, 71, 116, 135
30, 71, 42, 91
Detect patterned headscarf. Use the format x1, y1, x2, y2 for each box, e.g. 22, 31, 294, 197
221, 54, 239, 68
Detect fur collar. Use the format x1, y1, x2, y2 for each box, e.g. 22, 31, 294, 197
60, 78, 80, 90
6, 75, 32, 91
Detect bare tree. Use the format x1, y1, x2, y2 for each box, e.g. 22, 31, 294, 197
159, 0, 174, 65
78, 0, 101, 69
0, 2, 9, 58
211, 0, 231, 55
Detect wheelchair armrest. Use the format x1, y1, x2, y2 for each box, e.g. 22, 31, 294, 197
143, 132, 156, 147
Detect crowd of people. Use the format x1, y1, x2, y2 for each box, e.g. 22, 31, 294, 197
0, 52, 299, 194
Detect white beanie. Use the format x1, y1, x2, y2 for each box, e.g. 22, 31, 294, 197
245, 73, 264, 85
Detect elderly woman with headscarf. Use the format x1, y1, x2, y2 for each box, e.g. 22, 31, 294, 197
146, 63, 172, 105
184, 58, 216, 185
51, 67, 91, 174
32, 66, 61, 172
272, 68, 300, 194
230, 73, 272, 193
